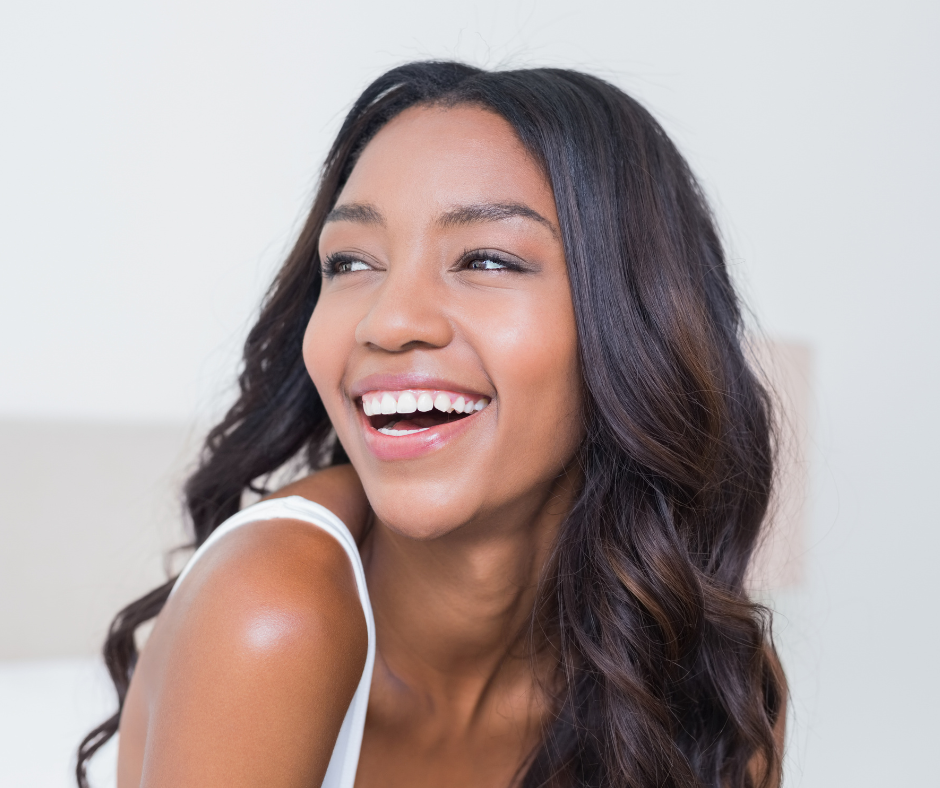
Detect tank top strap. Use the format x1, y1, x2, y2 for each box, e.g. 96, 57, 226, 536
169, 495, 375, 788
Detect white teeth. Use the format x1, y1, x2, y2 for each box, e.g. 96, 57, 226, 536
378, 426, 430, 436
416, 392, 434, 412
362, 390, 490, 422
396, 391, 417, 413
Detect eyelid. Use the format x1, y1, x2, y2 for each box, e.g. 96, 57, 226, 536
457, 248, 529, 273
321, 251, 378, 277
322, 248, 535, 277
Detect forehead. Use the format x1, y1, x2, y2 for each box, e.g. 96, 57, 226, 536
337, 104, 556, 223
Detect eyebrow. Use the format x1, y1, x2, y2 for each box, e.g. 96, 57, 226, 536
324, 200, 558, 237
324, 202, 385, 226
438, 202, 558, 237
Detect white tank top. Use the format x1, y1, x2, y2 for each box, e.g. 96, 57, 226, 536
170, 495, 376, 788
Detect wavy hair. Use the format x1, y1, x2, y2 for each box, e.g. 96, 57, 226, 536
79, 61, 784, 788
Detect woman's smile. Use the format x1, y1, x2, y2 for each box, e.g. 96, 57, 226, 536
351, 377, 494, 461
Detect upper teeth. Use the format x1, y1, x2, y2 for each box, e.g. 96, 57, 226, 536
361, 390, 489, 417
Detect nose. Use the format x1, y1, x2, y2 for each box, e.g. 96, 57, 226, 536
354, 264, 453, 352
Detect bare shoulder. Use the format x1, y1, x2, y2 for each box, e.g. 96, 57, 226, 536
123, 518, 368, 788
153, 515, 369, 684
162, 516, 368, 660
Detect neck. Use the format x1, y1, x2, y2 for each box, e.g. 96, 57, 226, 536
361, 471, 578, 726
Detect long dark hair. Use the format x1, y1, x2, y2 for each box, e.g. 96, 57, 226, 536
79, 61, 784, 788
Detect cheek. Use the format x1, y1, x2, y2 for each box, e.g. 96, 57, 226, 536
302, 299, 350, 416
483, 294, 583, 470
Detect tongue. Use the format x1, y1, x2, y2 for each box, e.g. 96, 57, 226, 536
391, 413, 460, 430
388, 418, 423, 431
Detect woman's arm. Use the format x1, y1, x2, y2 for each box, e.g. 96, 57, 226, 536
121, 516, 368, 788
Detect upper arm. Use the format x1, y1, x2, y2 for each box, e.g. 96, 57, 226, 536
130, 519, 368, 788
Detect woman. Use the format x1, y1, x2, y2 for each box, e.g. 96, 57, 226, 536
79, 61, 786, 788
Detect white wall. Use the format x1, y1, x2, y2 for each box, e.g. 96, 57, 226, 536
2, 1, 938, 785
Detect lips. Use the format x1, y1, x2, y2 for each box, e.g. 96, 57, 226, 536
350, 379, 493, 461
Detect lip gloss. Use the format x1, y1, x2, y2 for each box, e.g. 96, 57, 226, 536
358, 403, 484, 461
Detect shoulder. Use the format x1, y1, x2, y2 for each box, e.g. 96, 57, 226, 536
128, 516, 368, 786
159, 514, 367, 675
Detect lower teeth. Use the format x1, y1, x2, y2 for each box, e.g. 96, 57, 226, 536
378, 426, 430, 436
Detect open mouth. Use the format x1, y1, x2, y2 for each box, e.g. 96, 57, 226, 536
360, 390, 490, 436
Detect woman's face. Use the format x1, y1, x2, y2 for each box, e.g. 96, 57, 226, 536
304, 105, 583, 539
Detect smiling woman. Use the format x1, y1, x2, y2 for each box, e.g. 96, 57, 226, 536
79, 62, 785, 788
309, 105, 581, 519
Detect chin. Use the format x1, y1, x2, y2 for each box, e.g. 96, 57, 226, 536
362, 476, 483, 541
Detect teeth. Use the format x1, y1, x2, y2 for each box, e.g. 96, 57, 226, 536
396, 391, 417, 413
361, 390, 492, 419
378, 425, 430, 436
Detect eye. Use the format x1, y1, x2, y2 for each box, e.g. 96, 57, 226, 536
462, 250, 524, 272
322, 253, 373, 277
467, 257, 508, 271
336, 259, 371, 273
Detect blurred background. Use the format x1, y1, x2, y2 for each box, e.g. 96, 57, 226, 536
1, 0, 937, 785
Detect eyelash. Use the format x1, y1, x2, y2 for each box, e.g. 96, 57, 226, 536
458, 249, 525, 273
321, 250, 526, 277
320, 253, 374, 278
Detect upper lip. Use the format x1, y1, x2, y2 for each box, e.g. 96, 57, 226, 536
348, 373, 493, 401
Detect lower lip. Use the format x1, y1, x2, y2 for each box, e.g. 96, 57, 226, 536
358, 406, 483, 461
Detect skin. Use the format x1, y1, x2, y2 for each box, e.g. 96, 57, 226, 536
117, 104, 784, 787
305, 105, 584, 787
119, 105, 583, 788
118, 466, 371, 788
